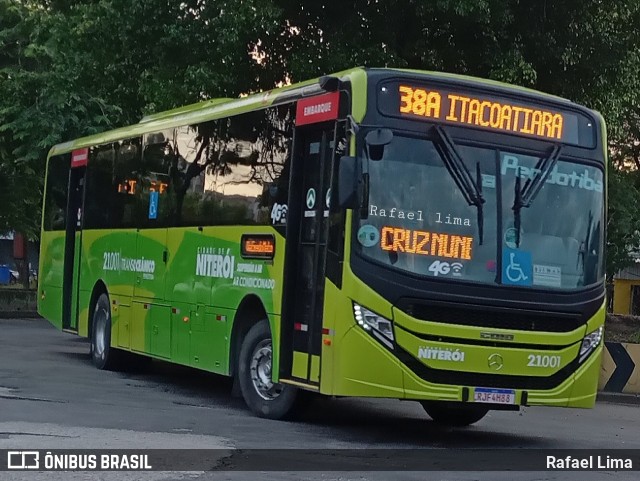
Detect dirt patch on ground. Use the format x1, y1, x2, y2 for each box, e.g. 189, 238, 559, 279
605, 314, 640, 343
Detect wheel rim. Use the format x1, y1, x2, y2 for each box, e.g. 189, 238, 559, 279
94, 304, 108, 360
249, 339, 283, 400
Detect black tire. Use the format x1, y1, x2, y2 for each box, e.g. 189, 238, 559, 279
238, 320, 298, 419
90, 292, 121, 370
420, 401, 489, 426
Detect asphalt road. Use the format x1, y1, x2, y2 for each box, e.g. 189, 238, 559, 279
1, 317, 638, 481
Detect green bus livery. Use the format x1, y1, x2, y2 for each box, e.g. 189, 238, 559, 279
39, 68, 606, 425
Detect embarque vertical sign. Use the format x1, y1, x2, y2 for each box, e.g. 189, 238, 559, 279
71, 148, 89, 168
296, 92, 340, 126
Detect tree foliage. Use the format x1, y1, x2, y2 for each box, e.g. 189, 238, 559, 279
2, 0, 640, 276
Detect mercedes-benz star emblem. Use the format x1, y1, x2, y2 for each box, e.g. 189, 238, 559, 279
488, 353, 504, 371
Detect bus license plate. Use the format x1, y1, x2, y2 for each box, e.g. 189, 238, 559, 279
473, 388, 516, 405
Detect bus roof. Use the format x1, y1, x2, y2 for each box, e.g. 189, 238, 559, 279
48, 67, 597, 157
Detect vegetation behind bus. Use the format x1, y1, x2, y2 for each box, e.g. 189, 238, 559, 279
3, 0, 640, 276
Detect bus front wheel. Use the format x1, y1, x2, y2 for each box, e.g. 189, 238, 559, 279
420, 401, 488, 426
90, 292, 121, 370
238, 320, 297, 419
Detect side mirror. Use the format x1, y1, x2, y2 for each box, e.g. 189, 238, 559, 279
338, 155, 358, 209
365, 128, 393, 161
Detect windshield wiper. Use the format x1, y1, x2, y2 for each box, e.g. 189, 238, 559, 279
432, 125, 485, 245
512, 144, 562, 247
578, 210, 593, 274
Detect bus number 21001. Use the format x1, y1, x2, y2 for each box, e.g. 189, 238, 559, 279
527, 354, 561, 368
103, 252, 121, 271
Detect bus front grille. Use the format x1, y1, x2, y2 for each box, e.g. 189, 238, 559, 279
397, 299, 585, 333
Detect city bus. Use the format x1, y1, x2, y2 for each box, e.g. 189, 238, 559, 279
39, 67, 606, 425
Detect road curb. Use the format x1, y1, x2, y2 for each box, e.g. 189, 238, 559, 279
0, 311, 42, 319
597, 391, 640, 406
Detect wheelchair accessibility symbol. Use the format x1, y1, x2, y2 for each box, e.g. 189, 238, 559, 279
149, 191, 159, 220
502, 248, 532, 286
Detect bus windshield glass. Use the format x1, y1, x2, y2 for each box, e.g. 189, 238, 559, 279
355, 134, 605, 290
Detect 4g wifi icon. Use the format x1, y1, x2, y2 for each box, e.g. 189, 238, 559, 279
450, 262, 463, 276
428, 260, 464, 277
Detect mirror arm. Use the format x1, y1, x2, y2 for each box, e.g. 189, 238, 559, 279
358, 147, 371, 219
337, 155, 358, 209
360, 172, 370, 219
347, 115, 360, 136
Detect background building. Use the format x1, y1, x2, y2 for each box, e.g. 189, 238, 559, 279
612, 263, 640, 315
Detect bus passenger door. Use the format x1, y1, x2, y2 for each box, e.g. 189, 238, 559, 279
280, 92, 342, 386
62, 149, 88, 332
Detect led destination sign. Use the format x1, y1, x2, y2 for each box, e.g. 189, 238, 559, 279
380, 226, 473, 261
241, 234, 275, 259
378, 81, 596, 147
399, 85, 563, 139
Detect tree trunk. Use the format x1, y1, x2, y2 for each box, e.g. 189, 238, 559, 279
14, 233, 30, 289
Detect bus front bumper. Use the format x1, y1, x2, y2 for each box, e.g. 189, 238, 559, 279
325, 324, 603, 409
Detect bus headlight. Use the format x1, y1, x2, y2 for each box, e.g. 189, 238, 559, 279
353, 303, 394, 349
579, 326, 603, 363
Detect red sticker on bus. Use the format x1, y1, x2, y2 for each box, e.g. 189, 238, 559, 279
71, 148, 89, 168
296, 92, 340, 126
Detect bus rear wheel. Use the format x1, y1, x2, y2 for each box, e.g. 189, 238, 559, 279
90, 292, 121, 370
238, 320, 297, 419
420, 401, 488, 426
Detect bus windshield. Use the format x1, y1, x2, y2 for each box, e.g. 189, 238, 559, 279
355, 134, 605, 290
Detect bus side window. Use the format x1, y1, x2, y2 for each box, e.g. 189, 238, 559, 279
172, 104, 294, 228
43, 154, 71, 231
84, 144, 115, 229
140, 129, 176, 227
173, 122, 216, 227
213, 105, 293, 226
111, 138, 142, 228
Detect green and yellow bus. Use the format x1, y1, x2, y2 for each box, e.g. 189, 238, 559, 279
39, 68, 606, 425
